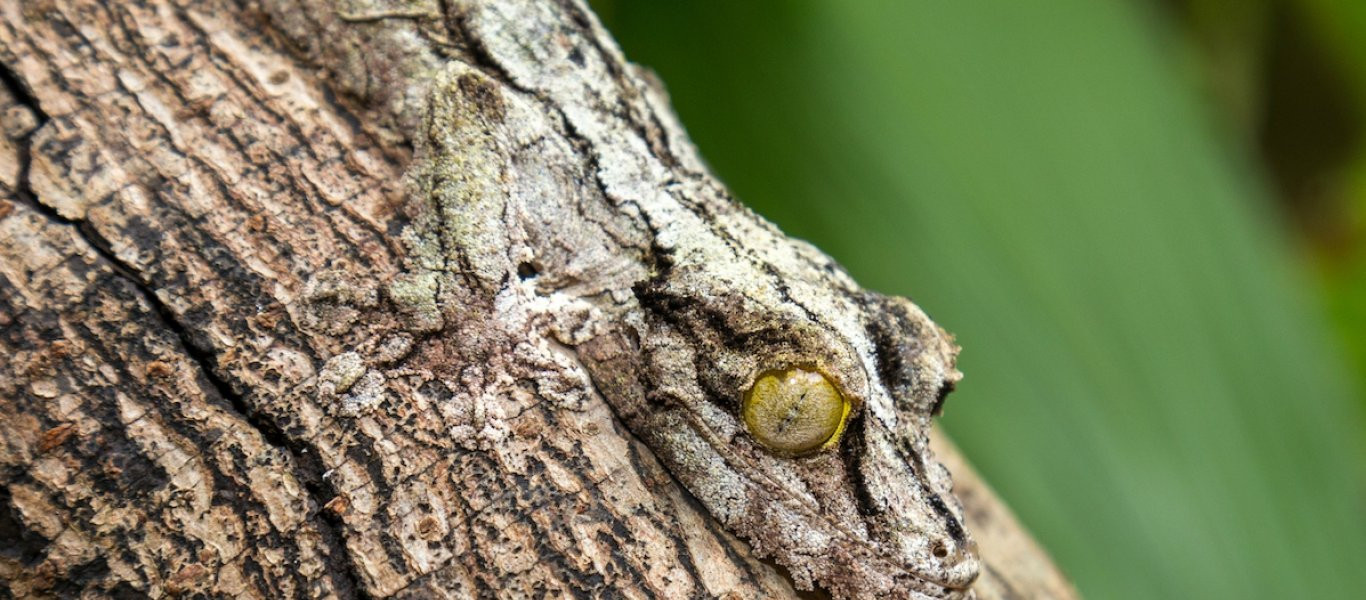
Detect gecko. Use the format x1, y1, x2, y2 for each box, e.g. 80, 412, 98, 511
396, 1, 982, 597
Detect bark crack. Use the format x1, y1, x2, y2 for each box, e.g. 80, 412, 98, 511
0, 60, 369, 600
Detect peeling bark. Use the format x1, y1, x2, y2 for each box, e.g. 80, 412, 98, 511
0, 1, 1075, 598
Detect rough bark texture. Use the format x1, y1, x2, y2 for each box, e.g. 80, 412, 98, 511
0, 1, 1076, 598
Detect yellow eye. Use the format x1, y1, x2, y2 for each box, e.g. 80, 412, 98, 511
742, 367, 851, 456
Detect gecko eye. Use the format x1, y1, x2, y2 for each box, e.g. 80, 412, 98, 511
742, 367, 851, 456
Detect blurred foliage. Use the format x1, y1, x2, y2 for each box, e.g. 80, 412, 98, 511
1173, 0, 1366, 394
1284, 0, 1366, 407
592, 0, 1366, 598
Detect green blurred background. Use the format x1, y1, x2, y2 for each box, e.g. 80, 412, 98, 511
591, 0, 1366, 598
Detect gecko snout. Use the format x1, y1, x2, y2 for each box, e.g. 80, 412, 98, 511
927, 536, 980, 589
883, 518, 980, 589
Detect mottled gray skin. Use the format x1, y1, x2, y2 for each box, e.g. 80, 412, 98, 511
580, 235, 980, 600
402, 1, 981, 597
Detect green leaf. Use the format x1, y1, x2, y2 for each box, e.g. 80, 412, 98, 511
598, 1, 1366, 597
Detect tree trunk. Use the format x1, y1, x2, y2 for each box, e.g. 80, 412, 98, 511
0, 1, 1075, 598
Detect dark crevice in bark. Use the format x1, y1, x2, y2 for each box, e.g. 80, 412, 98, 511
0, 60, 370, 600
0, 62, 50, 202
307, 479, 372, 600
0, 62, 44, 123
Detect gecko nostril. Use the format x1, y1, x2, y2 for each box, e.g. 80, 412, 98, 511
931, 540, 949, 559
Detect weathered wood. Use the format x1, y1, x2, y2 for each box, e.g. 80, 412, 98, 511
0, 1, 1075, 598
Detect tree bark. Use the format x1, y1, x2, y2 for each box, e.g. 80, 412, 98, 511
0, 1, 1075, 598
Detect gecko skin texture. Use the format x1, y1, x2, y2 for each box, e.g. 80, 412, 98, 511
403, 2, 982, 597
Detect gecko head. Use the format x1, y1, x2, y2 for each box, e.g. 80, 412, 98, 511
608, 240, 981, 600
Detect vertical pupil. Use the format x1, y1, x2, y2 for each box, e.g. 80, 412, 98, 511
775, 391, 808, 435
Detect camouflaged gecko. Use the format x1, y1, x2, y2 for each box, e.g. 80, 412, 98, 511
400, 1, 981, 597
